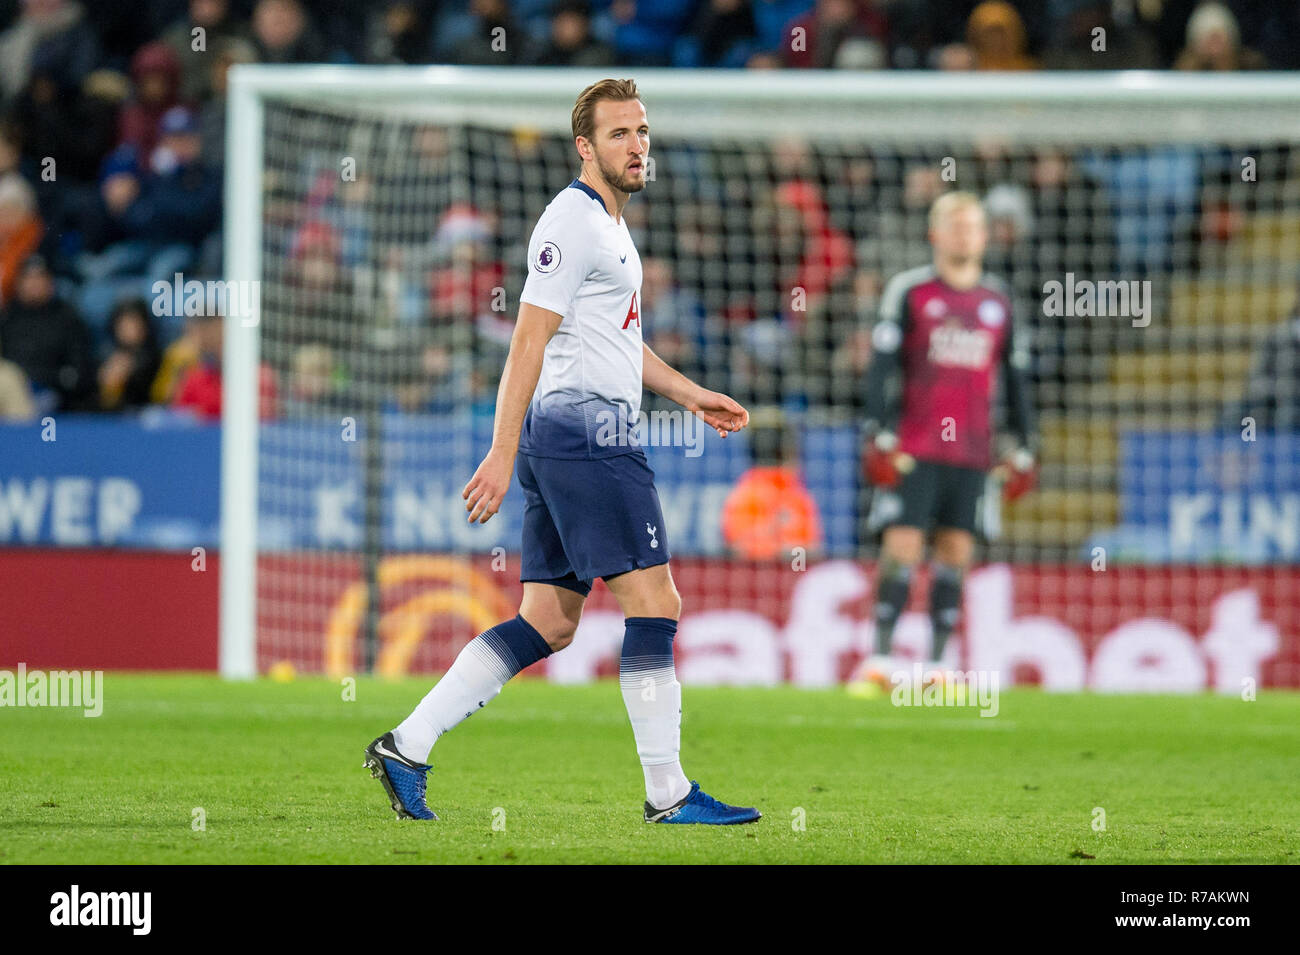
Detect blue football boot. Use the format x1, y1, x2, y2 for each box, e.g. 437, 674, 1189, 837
645, 781, 761, 825
364, 732, 437, 820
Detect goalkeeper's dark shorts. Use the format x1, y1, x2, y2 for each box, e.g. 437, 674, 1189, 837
866, 460, 994, 538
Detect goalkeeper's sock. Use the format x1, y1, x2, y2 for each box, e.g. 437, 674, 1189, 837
619, 616, 691, 811
391, 615, 552, 763
872, 559, 914, 655
929, 563, 965, 663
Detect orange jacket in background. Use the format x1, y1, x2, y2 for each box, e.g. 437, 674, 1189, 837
721, 465, 824, 561
0, 216, 44, 305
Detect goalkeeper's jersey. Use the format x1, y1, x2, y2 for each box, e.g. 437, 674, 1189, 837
517, 179, 644, 459
866, 264, 1033, 471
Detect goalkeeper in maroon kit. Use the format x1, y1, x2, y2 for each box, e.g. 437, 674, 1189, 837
856, 192, 1037, 685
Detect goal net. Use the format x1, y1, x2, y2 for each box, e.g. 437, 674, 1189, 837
221, 67, 1300, 691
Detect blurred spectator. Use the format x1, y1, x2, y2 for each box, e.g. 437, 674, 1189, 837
171, 311, 277, 419
979, 178, 1035, 332
1226, 305, 1300, 430
130, 104, 220, 239
828, 267, 879, 400
428, 203, 505, 326
297, 0, 371, 62
198, 37, 257, 173
0, 122, 19, 179
98, 297, 161, 410
783, 0, 887, 70
677, 0, 758, 68
150, 311, 201, 404
0, 0, 100, 104
10, 66, 122, 264
642, 256, 706, 342
966, 0, 1038, 70
283, 342, 348, 416
1041, 0, 1160, 70
0, 253, 94, 412
642, 255, 710, 390
435, 0, 533, 66
171, 312, 222, 418
933, 41, 975, 70
1231, 0, 1300, 70
721, 408, 824, 560
983, 182, 1034, 250
79, 106, 221, 332
745, 50, 783, 68
1027, 147, 1115, 276
251, 0, 328, 65
772, 179, 854, 324
1174, 2, 1265, 71
12, 58, 118, 187
269, 218, 354, 350
364, 1, 433, 65
390, 335, 464, 414
752, 0, 816, 51
80, 0, 164, 65
528, 1, 614, 67
158, 0, 249, 103
1081, 144, 1200, 277
0, 172, 45, 306
0, 356, 37, 420
884, 0, 943, 68
117, 41, 183, 160
606, 0, 699, 67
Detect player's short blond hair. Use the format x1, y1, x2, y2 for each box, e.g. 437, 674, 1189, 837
571, 78, 641, 144
928, 191, 985, 231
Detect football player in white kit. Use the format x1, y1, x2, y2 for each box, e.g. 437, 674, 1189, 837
366, 79, 761, 825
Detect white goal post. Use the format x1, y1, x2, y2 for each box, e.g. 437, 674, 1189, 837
220, 67, 1300, 680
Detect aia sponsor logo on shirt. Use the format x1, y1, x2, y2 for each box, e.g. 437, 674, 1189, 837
927, 322, 994, 369
621, 291, 640, 329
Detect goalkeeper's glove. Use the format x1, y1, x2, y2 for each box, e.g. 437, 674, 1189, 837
994, 447, 1038, 502
863, 430, 915, 488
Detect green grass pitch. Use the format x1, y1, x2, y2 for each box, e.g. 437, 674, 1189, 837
3, 674, 1298, 864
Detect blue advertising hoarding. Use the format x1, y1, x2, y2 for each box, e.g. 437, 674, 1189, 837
1094, 430, 1300, 563
0, 412, 859, 556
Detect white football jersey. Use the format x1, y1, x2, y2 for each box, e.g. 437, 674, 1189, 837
517, 179, 644, 459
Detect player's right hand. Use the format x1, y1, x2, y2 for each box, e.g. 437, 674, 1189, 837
863, 431, 914, 488
463, 447, 514, 524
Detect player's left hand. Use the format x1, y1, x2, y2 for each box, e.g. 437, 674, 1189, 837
691, 390, 749, 438
994, 448, 1038, 502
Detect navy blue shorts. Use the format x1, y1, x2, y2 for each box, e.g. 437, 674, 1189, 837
516, 448, 670, 596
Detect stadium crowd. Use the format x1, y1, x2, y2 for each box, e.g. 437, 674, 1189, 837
0, 0, 1293, 423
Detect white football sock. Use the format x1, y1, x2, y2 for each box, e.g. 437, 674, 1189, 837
392, 617, 549, 763
620, 666, 690, 809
